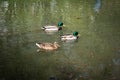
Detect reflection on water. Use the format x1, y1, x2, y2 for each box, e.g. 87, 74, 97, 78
1, 1, 9, 13
93, 0, 101, 13
62, 42, 74, 58
0, 0, 120, 80
112, 59, 120, 65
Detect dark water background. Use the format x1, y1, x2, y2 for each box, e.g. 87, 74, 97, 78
0, 0, 120, 80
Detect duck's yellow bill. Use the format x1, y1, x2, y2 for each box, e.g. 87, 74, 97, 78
78, 34, 81, 36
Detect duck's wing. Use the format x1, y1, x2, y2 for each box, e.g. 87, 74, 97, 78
61, 34, 73, 38
41, 43, 54, 47
46, 27, 58, 30
42, 26, 57, 29
40, 43, 56, 49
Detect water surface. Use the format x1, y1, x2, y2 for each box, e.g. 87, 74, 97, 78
0, 0, 120, 80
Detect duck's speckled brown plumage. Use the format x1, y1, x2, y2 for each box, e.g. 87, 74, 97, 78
36, 42, 60, 50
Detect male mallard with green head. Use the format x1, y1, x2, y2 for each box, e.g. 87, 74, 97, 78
41, 22, 63, 32
61, 31, 79, 41
36, 42, 60, 50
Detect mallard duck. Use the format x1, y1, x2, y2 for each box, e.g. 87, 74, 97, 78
61, 31, 79, 41
41, 22, 63, 32
36, 42, 60, 50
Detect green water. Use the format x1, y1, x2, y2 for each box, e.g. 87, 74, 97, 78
0, 0, 120, 80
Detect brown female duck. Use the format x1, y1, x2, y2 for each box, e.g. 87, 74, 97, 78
36, 42, 60, 50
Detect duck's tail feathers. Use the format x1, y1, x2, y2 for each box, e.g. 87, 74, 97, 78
41, 26, 46, 30
36, 43, 42, 48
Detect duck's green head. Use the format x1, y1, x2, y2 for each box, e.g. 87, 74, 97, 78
73, 31, 78, 36
57, 22, 63, 27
